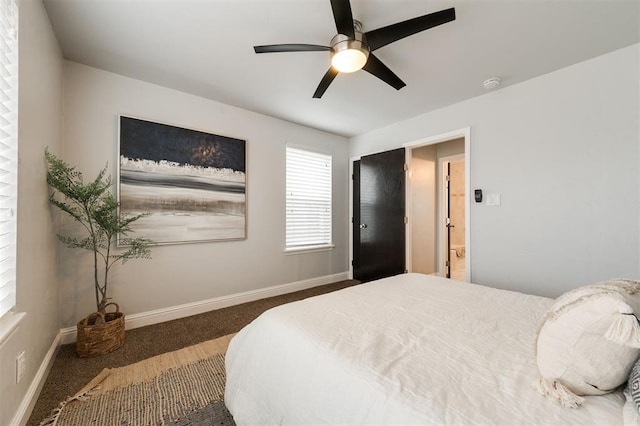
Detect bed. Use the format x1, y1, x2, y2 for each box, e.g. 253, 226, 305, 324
224, 273, 627, 424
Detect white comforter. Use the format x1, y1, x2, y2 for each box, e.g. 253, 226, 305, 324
225, 273, 624, 425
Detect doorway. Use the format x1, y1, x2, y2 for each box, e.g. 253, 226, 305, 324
349, 128, 470, 282
405, 129, 470, 281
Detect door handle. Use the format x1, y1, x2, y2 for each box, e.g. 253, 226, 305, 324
446, 224, 455, 228
360, 224, 368, 229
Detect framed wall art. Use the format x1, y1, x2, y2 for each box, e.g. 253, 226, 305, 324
118, 115, 246, 245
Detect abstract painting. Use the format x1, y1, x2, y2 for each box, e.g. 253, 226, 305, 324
118, 116, 246, 245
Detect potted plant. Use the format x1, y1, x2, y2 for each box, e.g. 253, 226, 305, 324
45, 149, 153, 357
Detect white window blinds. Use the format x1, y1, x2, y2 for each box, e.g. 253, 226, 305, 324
286, 147, 332, 249
0, 0, 17, 319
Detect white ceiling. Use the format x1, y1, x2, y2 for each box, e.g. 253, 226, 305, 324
43, 0, 640, 137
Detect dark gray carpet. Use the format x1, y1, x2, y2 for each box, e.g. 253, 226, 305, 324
169, 401, 233, 426
29, 279, 359, 425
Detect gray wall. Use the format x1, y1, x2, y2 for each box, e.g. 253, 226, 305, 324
0, 0, 63, 424
350, 44, 640, 298
58, 62, 350, 328
410, 144, 437, 274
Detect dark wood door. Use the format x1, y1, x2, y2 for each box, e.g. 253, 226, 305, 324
353, 148, 406, 282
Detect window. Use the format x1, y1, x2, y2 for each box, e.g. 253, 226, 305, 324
286, 146, 332, 251
0, 0, 18, 320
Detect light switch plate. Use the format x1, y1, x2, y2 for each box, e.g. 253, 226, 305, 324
486, 193, 501, 206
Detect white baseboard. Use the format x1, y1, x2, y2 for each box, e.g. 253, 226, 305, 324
60, 272, 349, 345
11, 331, 61, 426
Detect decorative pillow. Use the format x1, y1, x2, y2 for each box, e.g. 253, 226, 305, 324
624, 362, 640, 426
534, 279, 640, 408
629, 357, 640, 412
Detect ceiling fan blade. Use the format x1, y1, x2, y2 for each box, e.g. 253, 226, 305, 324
365, 7, 455, 51
330, 0, 355, 38
254, 44, 331, 54
313, 68, 339, 98
362, 53, 406, 90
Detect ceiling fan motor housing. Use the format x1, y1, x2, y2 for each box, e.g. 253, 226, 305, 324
330, 29, 370, 73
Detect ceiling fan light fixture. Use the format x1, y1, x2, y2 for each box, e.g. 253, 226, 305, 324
331, 48, 368, 73
330, 32, 369, 73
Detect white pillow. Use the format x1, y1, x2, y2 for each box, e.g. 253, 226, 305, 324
535, 279, 640, 408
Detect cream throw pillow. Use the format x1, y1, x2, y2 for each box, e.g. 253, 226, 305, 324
535, 279, 640, 408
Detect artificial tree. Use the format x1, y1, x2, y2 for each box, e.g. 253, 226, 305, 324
45, 149, 152, 318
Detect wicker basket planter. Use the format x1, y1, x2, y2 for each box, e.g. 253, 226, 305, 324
76, 303, 125, 358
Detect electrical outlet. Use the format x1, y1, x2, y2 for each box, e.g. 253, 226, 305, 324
16, 350, 25, 383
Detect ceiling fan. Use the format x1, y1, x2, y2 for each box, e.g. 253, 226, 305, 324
253, 0, 456, 98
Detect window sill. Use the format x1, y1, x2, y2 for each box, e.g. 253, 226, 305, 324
284, 244, 335, 255
0, 311, 26, 348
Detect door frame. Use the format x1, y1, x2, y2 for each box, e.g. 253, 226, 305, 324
441, 154, 465, 278
349, 127, 471, 282
403, 127, 471, 282
349, 156, 359, 279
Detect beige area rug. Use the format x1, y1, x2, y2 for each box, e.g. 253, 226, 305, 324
41, 334, 236, 426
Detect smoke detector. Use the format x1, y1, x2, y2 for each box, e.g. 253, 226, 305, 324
482, 77, 501, 90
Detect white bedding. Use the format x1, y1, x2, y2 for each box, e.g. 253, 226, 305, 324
224, 273, 625, 424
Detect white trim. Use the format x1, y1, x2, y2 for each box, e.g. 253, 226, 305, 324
284, 244, 335, 255
10, 331, 61, 426
402, 127, 471, 149
405, 151, 413, 274
61, 272, 349, 344
0, 311, 25, 348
